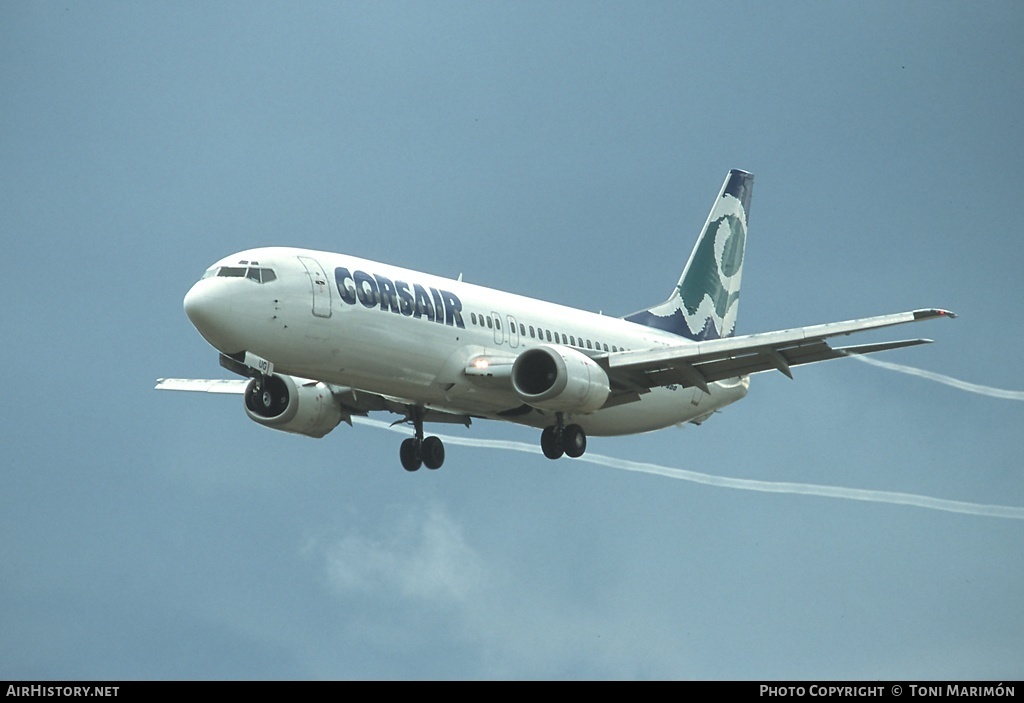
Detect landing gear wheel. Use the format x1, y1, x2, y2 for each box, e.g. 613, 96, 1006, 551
562, 424, 586, 458
541, 426, 564, 460
400, 438, 422, 472
421, 436, 445, 470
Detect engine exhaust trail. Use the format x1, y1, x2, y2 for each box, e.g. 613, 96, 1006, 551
847, 354, 1024, 401
354, 418, 1024, 520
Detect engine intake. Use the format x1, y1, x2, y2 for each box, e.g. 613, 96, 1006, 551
511, 345, 611, 413
244, 374, 344, 438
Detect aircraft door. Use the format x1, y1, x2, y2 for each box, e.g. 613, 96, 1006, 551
507, 315, 519, 348
491, 313, 503, 345
298, 256, 332, 318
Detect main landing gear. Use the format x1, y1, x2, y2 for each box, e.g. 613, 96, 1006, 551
399, 407, 445, 472
540, 412, 587, 460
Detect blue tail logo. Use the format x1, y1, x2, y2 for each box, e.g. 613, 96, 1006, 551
625, 169, 753, 341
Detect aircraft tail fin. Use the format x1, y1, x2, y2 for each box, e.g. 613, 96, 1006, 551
625, 169, 754, 340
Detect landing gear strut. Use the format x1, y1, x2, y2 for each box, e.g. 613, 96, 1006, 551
399, 407, 445, 472
540, 412, 587, 460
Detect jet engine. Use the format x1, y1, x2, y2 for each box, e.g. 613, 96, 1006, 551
511, 345, 611, 413
244, 374, 344, 438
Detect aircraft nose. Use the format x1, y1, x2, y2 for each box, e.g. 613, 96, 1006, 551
183, 280, 229, 339
183, 276, 250, 354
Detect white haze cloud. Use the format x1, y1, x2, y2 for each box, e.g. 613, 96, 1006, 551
323, 505, 484, 602
312, 503, 691, 678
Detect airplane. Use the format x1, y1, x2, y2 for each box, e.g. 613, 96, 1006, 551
156, 169, 954, 471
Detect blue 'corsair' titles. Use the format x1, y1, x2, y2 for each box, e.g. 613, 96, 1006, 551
335, 267, 465, 329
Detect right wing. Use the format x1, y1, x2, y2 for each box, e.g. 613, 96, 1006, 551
601, 308, 955, 394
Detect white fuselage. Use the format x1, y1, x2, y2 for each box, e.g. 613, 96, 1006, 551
184, 247, 748, 436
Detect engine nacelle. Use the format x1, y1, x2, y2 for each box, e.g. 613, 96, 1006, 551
511, 345, 611, 413
244, 374, 344, 438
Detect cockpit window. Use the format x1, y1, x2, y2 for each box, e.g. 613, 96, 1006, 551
206, 266, 277, 283
244, 267, 277, 283
218, 266, 247, 277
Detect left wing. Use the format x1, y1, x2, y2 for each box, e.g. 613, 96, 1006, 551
155, 378, 248, 394
601, 308, 955, 394
154, 378, 472, 426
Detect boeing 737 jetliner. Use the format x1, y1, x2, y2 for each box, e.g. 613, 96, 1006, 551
157, 170, 954, 471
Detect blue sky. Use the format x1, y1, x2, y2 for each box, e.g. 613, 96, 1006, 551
2, 1, 1022, 679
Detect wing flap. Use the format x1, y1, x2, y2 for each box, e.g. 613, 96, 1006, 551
645, 338, 933, 388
